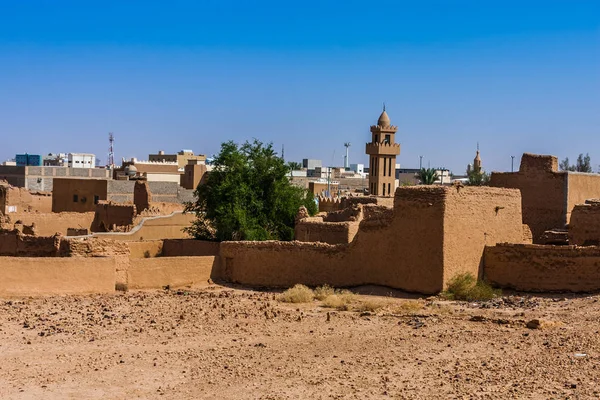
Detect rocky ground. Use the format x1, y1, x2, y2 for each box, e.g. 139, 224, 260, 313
0, 285, 599, 399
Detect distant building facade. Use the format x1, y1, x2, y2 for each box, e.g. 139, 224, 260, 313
0, 165, 111, 191
148, 150, 206, 169
68, 153, 96, 168
16, 154, 42, 167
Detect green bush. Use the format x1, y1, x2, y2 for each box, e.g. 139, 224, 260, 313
443, 272, 500, 301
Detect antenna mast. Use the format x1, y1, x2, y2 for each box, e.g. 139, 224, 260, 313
108, 132, 115, 169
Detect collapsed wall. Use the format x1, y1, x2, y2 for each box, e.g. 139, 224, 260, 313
0, 230, 62, 256
0, 184, 52, 215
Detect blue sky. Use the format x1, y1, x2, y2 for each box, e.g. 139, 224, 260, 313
0, 0, 598, 173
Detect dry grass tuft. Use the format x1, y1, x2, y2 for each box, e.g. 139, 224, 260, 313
429, 303, 454, 315
442, 272, 500, 302
355, 298, 390, 313
396, 300, 424, 313
321, 290, 356, 311
314, 285, 335, 300
277, 284, 314, 303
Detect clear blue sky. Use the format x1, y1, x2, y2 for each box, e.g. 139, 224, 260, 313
0, 0, 598, 173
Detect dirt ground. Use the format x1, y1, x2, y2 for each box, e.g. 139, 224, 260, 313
1, 285, 599, 399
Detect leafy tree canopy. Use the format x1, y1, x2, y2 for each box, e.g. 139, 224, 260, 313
184, 140, 317, 241
287, 161, 302, 171
417, 168, 439, 185
467, 170, 490, 186
560, 153, 592, 172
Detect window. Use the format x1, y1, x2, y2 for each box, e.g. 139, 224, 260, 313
382, 183, 386, 196
384, 135, 391, 144
383, 158, 387, 176
388, 183, 391, 195
388, 158, 392, 177
73, 194, 78, 202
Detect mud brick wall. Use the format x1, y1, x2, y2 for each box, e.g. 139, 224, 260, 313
484, 243, 600, 292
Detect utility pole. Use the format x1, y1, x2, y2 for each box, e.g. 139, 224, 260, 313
419, 155, 423, 170
343, 142, 351, 169
511, 155, 515, 172
107, 133, 115, 169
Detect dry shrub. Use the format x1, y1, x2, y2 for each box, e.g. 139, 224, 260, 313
322, 290, 356, 311
430, 303, 454, 315
355, 298, 390, 313
277, 284, 314, 303
442, 273, 500, 301
314, 285, 335, 300
397, 300, 424, 313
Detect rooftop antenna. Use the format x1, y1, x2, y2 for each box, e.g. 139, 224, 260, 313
383, 102, 386, 112
108, 132, 115, 169
344, 142, 351, 169
281, 144, 285, 161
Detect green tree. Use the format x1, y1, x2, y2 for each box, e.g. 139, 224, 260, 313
560, 154, 592, 172
184, 140, 317, 241
576, 153, 592, 172
467, 170, 490, 186
417, 168, 439, 185
287, 161, 302, 171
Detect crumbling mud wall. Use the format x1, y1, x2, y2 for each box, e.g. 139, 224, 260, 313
569, 203, 600, 246
484, 244, 600, 292
0, 256, 117, 296
220, 186, 523, 294
91, 202, 136, 232
0, 185, 52, 214
0, 230, 62, 256
127, 256, 218, 290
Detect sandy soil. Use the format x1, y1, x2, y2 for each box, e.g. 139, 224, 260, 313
1, 285, 599, 399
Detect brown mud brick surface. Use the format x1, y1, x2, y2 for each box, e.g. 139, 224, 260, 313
1, 287, 600, 399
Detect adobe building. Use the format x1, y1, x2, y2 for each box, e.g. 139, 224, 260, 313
148, 150, 207, 169
490, 153, 600, 242
52, 178, 108, 212
181, 159, 208, 190
115, 160, 181, 183
366, 107, 401, 196
0, 182, 52, 215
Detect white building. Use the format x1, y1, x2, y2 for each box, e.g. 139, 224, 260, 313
349, 163, 365, 174
68, 153, 96, 168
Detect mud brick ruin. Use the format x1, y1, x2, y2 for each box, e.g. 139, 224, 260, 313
4, 150, 600, 296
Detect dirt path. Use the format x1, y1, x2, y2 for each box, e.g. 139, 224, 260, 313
1, 286, 599, 399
